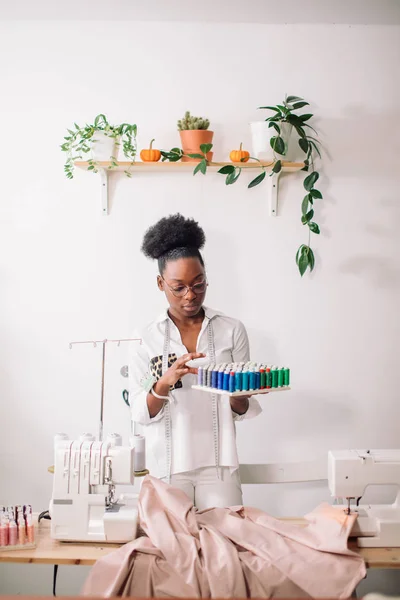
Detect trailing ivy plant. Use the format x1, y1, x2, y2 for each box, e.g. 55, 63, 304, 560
160, 143, 213, 175
217, 95, 323, 276
258, 94, 323, 276
61, 114, 137, 179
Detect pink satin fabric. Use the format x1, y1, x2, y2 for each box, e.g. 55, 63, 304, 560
82, 475, 366, 598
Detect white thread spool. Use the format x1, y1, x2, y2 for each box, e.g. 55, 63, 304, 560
54, 433, 69, 465
79, 432, 95, 443
107, 433, 123, 447
131, 435, 146, 472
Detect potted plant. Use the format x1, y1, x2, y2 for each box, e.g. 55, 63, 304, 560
61, 114, 137, 178
177, 111, 213, 162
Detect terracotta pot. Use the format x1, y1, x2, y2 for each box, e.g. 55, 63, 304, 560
179, 130, 214, 162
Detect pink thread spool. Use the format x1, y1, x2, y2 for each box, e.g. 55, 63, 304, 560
8, 520, 17, 546
18, 516, 26, 545
26, 514, 35, 544
0, 517, 9, 546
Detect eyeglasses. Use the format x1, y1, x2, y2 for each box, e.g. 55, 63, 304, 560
162, 277, 208, 298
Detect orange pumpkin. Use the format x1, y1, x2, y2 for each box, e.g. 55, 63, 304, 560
140, 139, 161, 162
230, 142, 250, 163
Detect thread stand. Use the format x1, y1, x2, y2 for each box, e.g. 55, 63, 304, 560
191, 385, 291, 397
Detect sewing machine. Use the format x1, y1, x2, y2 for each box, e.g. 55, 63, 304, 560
329, 449, 400, 547
49, 432, 140, 543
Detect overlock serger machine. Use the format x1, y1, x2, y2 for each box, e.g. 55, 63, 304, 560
329, 449, 400, 547
49, 432, 142, 543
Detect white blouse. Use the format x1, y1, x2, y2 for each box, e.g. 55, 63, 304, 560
129, 306, 262, 479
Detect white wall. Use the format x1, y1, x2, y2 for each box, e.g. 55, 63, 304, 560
1, 19, 400, 595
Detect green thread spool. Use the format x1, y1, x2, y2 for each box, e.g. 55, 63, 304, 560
284, 368, 290, 386
271, 367, 278, 388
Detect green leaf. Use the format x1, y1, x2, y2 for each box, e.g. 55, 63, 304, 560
308, 247, 315, 271
310, 188, 323, 199
304, 171, 320, 191
187, 153, 204, 159
218, 165, 235, 175
248, 171, 266, 188
299, 114, 313, 122
302, 123, 318, 135
193, 159, 207, 175
270, 136, 285, 154
259, 106, 281, 112
286, 95, 303, 103
298, 138, 309, 154
309, 140, 322, 158
301, 209, 314, 224
299, 252, 309, 276
200, 143, 212, 154
292, 101, 309, 109
226, 168, 241, 185
269, 122, 281, 134
296, 245, 303, 265
302, 195, 310, 215
309, 222, 320, 234
193, 161, 203, 175
286, 113, 302, 122
272, 160, 282, 174
292, 124, 306, 138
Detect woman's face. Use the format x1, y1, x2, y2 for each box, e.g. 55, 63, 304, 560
158, 257, 207, 319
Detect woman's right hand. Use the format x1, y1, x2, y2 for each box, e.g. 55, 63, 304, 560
159, 352, 206, 388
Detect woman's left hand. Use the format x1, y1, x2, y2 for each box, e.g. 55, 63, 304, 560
230, 395, 250, 416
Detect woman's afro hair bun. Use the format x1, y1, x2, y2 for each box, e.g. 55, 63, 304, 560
141, 213, 206, 260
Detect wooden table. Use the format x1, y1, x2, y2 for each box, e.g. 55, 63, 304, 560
1, 517, 400, 569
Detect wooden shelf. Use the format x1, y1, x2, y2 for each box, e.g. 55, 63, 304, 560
73, 160, 304, 216
74, 160, 304, 172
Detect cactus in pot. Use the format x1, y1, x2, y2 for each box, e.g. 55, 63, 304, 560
178, 111, 213, 162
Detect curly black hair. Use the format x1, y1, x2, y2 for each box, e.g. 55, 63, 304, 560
141, 214, 206, 274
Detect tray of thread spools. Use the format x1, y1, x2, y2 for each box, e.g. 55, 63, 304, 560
0, 504, 35, 550
192, 362, 290, 396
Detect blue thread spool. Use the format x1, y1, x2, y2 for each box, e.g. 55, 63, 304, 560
229, 371, 235, 393
223, 370, 230, 391
242, 370, 249, 391
198, 367, 203, 386
207, 366, 213, 387
255, 371, 261, 390
235, 370, 242, 392
249, 369, 256, 390
218, 369, 224, 389
212, 368, 218, 389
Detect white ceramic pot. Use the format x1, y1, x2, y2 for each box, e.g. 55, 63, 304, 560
90, 131, 120, 161
250, 121, 293, 160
